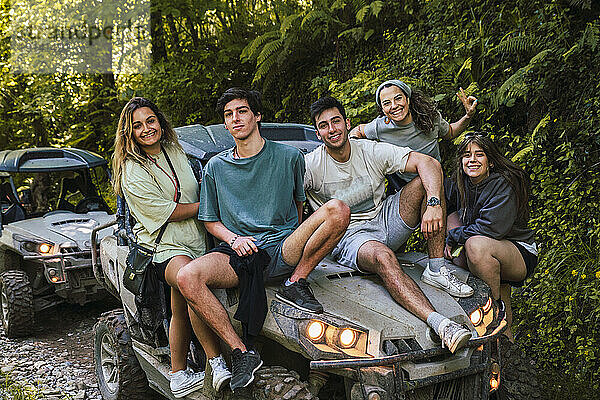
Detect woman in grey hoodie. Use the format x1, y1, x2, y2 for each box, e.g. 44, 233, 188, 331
445, 134, 538, 341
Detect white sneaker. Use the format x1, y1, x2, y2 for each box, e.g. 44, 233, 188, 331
209, 354, 232, 391
421, 265, 474, 297
438, 319, 472, 353
169, 367, 205, 398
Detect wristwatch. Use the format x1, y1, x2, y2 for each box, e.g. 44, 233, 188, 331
426, 196, 441, 207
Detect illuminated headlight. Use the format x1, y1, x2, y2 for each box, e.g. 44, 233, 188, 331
470, 308, 484, 326
483, 297, 493, 313
300, 319, 368, 356
339, 328, 357, 348
46, 267, 65, 283
39, 243, 52, 253
21, 240, 54, 254
489, 362, 500, 392
307, 320, 325, 341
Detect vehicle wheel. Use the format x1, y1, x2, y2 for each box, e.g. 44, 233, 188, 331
0, 270, 34, 338
252, 366, 316, 400
94, 309, 153, 400
496, 334, 541, 400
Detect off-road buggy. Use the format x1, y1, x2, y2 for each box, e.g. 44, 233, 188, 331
0, 147, 114, 338
92, 123, 540, 400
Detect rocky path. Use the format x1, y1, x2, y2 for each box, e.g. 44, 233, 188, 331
0, 300, 119, 400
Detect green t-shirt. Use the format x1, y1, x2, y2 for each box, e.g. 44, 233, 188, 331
122, 144, 207, 263
198, 139, 306, 248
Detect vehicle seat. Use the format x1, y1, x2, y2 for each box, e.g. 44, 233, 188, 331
0, 182, 26, 223
56, 177, 80, 211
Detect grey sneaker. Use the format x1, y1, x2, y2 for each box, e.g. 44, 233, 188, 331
169, 367, 204, 398
438, 319, 472, 353
209, 354, 232, 391
421, 265, 474, 297
230, 348, 263, 391
276, 278, 324, 313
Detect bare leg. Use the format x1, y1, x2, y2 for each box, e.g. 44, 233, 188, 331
357, 241, 435, 321
398, 177, 446, 259
464, 236, 525, 299
282, 199, 350, 281
164, 255, 222, 371
464, 236, 526, 337
177, 252, 246, 352
500, 284, 515, 341
446, 212, 467, 268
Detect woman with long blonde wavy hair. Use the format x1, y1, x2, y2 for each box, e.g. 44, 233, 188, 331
112, 97, 231, 397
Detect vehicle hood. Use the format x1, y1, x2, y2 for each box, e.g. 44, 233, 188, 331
6, 211, 114, 250
305, 253, 476, 356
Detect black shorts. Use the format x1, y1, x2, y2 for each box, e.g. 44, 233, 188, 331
502, 241, 538, 287
207, 239, 295, 284
153, 258, 172, 285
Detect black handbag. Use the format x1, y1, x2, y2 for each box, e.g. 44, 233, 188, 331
123, 237, 164, 295
122, 146, 181, 296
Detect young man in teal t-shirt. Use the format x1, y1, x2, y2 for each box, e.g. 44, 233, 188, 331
177, 88, 350, 392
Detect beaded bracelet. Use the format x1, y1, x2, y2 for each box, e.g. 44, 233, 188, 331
229, 235, 239, 247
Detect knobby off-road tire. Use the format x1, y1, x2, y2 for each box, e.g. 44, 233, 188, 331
0, 270, 34, 338
252, 366, 317, 400
94, 309, 153, 400
497, 334, 541, 400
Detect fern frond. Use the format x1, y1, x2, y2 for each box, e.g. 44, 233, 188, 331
493, 35, 540, 57
241, 30, 280, 61
568, 0, 591, 9
253, 38, 283, 83
532, 113, 551, 141
492, 49, 551, 109
301, 9, 329, 29
511, 145, 533, 162
581, 21, 600, 50
280, 13, 300, 36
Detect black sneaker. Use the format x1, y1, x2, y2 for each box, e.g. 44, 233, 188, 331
229, 348, 263, 392
276, 278, 324, 313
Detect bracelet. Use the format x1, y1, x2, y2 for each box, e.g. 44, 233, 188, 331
229, 235, 239, 247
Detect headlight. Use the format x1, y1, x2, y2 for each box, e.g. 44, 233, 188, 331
483, 297, 493, 313
39, 243, 52, 253
339, 328, 357, 348
307, 320, 325, 341
470, 308, 483, 326
21, 240, 54, 254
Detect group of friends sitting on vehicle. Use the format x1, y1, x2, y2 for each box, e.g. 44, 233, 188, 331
111, 82, 538, 398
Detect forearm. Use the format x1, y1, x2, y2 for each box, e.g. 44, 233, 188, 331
448, 114, 472, 139
203, 221, 237, 244
410, 154, 443, 199
296, 200, 303, 224
168, 202, 200, 222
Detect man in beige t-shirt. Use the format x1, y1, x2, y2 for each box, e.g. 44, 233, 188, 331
304, 96, 474, 354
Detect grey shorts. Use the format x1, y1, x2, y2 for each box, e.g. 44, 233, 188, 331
263, 238, 296, 284
331, 190, 418, 271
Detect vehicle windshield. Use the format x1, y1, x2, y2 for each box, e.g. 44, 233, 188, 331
5, 166, 111, 216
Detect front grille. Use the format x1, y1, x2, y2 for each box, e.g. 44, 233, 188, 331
60, 247, 90, 259
383, 338, 423, 356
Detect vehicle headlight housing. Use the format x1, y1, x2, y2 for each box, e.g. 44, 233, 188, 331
339, 328, 357, 348
302, 319, 368, 357
468, 296, 495, 336
16, 235, 55, 255
306, 320, 326, 341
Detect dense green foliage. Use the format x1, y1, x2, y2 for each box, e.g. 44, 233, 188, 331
1, 0, 599, 398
